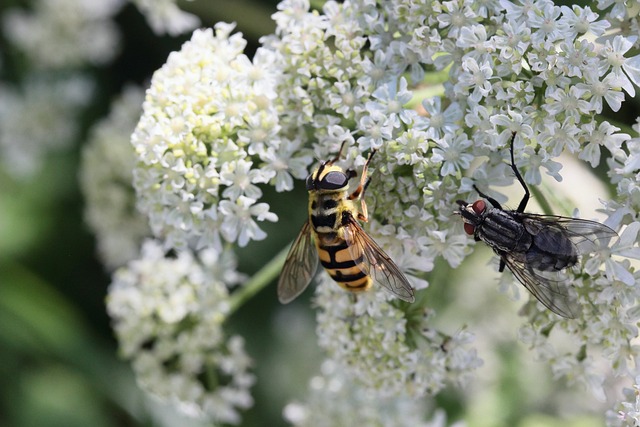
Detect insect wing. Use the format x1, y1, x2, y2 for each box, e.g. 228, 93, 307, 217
501, 253, 578, 318
343, 217, 415, 303
520, 214, 617, 255
277, 220, 319, 304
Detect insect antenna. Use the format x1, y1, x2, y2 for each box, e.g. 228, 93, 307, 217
330, 140, 349, 164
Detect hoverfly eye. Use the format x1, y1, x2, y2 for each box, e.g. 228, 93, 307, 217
472, 200, 486, 214
463, 223, 476, 235
321, 171, 348, 190
305, 174, 315, 190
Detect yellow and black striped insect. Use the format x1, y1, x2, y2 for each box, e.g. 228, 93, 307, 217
277, 145, 415, 304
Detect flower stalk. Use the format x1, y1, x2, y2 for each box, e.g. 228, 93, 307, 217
228, 243, 290, 316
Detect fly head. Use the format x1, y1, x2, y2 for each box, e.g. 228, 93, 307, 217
456, 199, 488, 236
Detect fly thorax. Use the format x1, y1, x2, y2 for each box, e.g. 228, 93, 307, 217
477, 208, 532, 253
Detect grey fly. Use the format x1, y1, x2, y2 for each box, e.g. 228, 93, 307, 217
455, 133, 617, 318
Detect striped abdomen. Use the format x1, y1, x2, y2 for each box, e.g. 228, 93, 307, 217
315, 231, 372, 292
309, 193, 371, 292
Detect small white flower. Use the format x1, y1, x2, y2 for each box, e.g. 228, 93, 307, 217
528, 2, 563, 44
431, 133, 474, 177
599, 35, 640, 97
437, 1, 477, 38
219, 196, 278, 247
558, 5, 610, 40
220, 159, 274, 201
515, 145, 563, 184
356, 111, 394, 151
585, 221, 640, 287
545, 85, 592, 118
457, 57, 494, 103
421, 97, 462, 140
579, 121, 630, 168
367, 77, 415, 127
258, 139, 313, 192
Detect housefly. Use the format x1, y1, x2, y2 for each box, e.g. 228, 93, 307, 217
455, 133, 617, 318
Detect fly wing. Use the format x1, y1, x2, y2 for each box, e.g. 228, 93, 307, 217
342, 216, 415, 303
277, 220, 319, 304
519, 214, 617, 254
501, 253, 579, 318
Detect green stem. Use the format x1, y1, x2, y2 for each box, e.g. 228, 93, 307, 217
529, 184, 554, 216
227, 244, 290, 315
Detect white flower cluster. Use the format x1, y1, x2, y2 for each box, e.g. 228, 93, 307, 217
283, 359, 466, 427
315, 274, 481, 398
256, 0, 640, 421
598, 2, 640, 40
607, 375, 640, 426
132, 23, 312, 249
80, 86, 151, 270
107, 240, 253, 424
2, 0, 122, 69
0, 76, 93, 177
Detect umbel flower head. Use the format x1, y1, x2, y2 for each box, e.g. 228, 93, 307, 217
0, 75, 93, 178
132, 22, 311, 250
284, 358, 466, 427
2, 0, 122, 69
107, 240, 253, 424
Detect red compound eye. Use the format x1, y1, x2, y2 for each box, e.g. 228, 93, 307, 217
463, 222, 475, 235
471, 199, 486, 214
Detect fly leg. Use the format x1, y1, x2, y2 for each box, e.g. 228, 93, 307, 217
473, 184, 503, 210
498, 256, 506, 273
508, 132, 530, 213
349, 149, 377, 222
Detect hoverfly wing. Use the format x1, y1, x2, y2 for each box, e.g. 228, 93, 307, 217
343, 216, 415, 303
277, 220, 319, 304
501, 253, 579, 318
520, 214, 617, 255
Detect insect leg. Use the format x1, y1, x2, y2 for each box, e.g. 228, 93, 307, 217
350, 150, 377, 221
473, 184, 503, 209
508, 132, 530, 213
356, 177, 373, 222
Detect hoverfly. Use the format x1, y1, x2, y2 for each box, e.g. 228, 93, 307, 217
455, 133, 617, 318
277, 144, 415, 304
